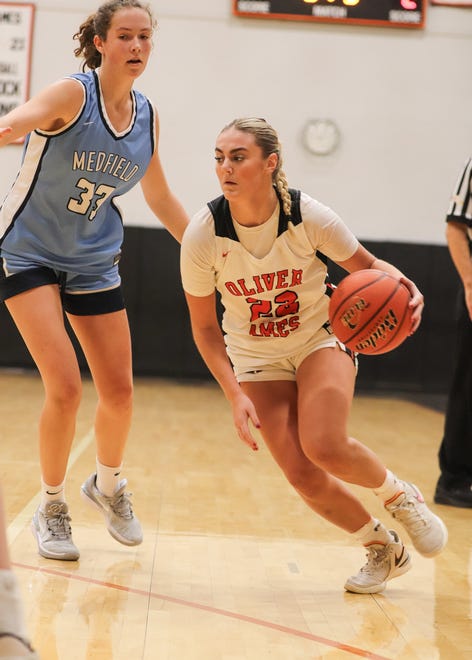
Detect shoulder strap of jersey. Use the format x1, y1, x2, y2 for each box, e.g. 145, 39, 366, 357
207, 195, 238, 240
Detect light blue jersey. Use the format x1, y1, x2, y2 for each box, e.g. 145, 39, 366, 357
0, 70, 155, 282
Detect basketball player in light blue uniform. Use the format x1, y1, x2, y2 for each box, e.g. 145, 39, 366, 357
0, 0, 188, 563
0, 69, 154, 305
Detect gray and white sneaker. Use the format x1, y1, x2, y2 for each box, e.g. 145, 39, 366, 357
80, 473, 143, 546
344, 530, 411, 594
384, 482, 448, 557
31, 502, 80, 561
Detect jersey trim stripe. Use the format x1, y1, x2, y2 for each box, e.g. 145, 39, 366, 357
208, 188, 303, 241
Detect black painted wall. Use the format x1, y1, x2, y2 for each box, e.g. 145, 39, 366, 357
0, 226, 460, 394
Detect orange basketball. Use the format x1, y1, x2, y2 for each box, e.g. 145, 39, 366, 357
328, 269, 412, 355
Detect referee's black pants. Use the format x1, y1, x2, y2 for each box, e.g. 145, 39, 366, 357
438, 289, 472, 486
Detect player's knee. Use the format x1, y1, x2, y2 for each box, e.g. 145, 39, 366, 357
284, 462, 323, 493
303, 435, 347, 472
100, 379, 133, 411
46, 378, 82, 412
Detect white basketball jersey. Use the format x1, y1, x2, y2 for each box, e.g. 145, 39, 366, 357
181, 189, 358, 369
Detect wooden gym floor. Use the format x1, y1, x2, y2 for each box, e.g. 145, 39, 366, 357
0, 369, 470, 660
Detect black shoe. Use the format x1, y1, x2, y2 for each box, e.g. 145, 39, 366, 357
434, 480, 472, 508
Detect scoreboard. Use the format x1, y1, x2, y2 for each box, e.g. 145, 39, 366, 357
233, 0, 426, 29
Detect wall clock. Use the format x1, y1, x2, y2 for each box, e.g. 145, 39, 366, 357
302, 119, 340, 156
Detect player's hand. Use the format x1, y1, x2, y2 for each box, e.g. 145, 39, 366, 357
229, 391, 260, 451
400, 276, 424, 334
0, 127, 13, 141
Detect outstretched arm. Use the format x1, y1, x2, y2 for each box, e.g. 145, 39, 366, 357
184, 291, 260, 451
0, 78, 84, 145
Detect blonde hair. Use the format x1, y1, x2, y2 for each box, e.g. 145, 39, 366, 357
73, 0, 155, 71
220, 118, 292, 216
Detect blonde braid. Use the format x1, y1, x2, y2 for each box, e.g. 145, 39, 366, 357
274, 169, 291, 217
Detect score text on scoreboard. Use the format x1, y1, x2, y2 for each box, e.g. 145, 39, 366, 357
233, 0, 426, 29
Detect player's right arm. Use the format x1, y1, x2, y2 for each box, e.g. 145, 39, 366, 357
183, 291, 260, 451
0, 78, 84, 145
446, 221, 472, 319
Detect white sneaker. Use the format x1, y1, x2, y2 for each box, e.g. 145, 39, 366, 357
31, 502, 80, 561
384, 482, 448, 557
81, 473, 143, 546
344, 530, 411, 594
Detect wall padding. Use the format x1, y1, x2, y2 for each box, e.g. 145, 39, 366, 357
0, 227, 459, 394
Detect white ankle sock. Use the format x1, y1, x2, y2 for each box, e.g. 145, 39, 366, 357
0, 570, 27, 639
353, 517, 394, 547
40, 479, 65, 510
96, 460, 123, 497
373, 469, 403, 504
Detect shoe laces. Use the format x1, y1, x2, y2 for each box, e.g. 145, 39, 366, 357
107, 486, 134, 520
360, 544, 388, 575
388, 493, 429, 534
44, 503, 72, 540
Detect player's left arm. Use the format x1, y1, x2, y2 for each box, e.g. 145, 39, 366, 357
336, 243, 424, 333
140, 107, 189, 243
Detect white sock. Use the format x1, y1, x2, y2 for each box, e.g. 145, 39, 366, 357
353, 517, 394, 547
0, 570, 27, 639
373, 469, 403, 504
96, 459, 123, 497
40, 478, 65, 510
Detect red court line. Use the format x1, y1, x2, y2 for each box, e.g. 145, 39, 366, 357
14, 561, 391, 660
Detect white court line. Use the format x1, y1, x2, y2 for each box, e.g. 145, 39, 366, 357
7, 428, 95, 543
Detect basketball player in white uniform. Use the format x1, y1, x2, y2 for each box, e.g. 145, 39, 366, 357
181, 117, 447, 594
0, 0, 188, 565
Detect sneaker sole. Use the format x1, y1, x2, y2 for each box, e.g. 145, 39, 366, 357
416, 515, 448, 558
80, 486, 142, 546
344, 552, 412, 594
30, 521, 80, 561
